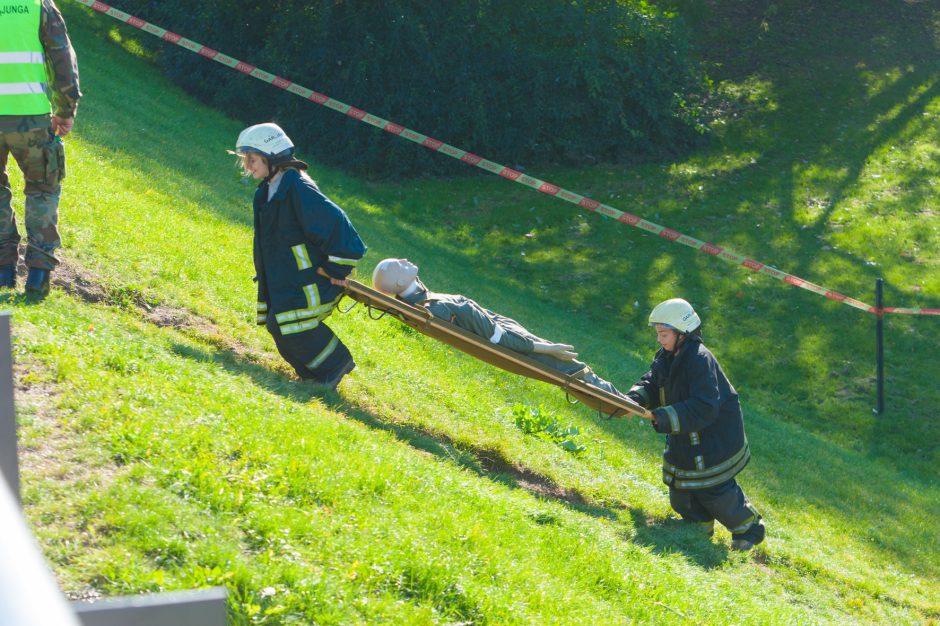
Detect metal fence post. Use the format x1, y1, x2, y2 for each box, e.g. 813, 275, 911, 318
0, 313, 19, 501
875, 278, 885, 415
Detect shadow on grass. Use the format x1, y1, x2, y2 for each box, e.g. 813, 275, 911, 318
168, 336, 747, 570
169, 339, 635, 525
0, 290, 49, 306
626, 509, 732, 570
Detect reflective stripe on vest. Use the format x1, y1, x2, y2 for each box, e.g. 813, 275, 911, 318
0, 0, 51, 116
0, 52, 44, 64
0, 82, 45, 95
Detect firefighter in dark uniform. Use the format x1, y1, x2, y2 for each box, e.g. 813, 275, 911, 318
233, 123, 366, 389
0, 0, 81, 294
627, 298, 765, 551
371, 257, 626, 396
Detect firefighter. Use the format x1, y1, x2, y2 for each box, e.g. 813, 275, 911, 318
372, 257, 626, 396
627, 298, 765, 551
233, 123, 366, 389
0, 0, 81, 294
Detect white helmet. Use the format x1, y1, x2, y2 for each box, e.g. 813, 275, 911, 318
372, 258, 419, 295
234, 123, 294, 160
649, 298, 701, 334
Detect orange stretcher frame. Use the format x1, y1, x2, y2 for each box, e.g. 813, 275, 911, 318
342, 281, 652, 420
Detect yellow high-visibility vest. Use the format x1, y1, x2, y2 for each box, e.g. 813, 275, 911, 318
0, 0, 51, 116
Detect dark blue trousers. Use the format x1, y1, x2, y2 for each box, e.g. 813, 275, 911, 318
669, 478, 764, 542
266, 314, 353, 383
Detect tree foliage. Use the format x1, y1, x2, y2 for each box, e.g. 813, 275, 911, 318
119, 0, 709, 176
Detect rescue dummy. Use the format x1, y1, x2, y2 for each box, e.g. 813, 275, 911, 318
371, 258, 626, 396
232, 123, 366, 389
626, 298, 765, 551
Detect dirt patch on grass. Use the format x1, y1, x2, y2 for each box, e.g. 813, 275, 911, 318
14, 360, 114, 489
474, 449, 587, 505
53, 258, 273, 367
51, 260, 109, 304
13, 359, 123, 600
51, 258, 594, 510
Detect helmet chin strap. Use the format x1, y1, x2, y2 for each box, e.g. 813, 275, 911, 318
264, 159, 309, 184
672, 333, 686, 354
670, 327, 702, 354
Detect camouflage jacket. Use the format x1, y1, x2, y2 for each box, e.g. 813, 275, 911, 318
0, 0, 81, 133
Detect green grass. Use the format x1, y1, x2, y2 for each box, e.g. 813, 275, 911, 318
3, 1, 939, 623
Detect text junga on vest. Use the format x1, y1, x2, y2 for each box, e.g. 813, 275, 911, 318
0, 5, 33, 17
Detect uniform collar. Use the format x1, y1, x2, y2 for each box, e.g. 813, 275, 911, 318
259, 168, 299, 202
400, 278, 432, 305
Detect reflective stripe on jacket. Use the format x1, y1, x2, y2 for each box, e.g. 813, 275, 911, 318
630, 337, 750, 490
0, 0, 50, 116
253, 169, 366, 335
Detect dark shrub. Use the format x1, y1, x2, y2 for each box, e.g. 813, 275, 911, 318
118, 0, 708, 177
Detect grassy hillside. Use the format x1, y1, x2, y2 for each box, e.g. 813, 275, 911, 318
3, 1, 938, 624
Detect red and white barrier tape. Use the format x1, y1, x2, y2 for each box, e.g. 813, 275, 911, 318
73, 0, 940, 317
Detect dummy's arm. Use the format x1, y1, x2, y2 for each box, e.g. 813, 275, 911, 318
532, 341, 578, 360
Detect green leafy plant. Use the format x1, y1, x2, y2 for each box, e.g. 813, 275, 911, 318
508, 403, 586, 453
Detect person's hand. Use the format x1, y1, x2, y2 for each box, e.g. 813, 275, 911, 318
532, 341, 578, 360
317, 267, 349, 287
650, 407, 673, 434
51, 115, 74, 137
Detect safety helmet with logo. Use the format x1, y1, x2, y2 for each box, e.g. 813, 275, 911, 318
649, 298, 701, 334
232, 123, 300, 169
372, 258, 419, 295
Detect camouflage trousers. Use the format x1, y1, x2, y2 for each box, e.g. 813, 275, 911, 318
0, 127, 65, 271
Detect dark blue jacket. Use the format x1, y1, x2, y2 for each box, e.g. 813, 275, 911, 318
630, 337, 750, 490
253, 169, 366, 335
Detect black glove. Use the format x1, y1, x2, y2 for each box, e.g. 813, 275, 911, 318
650, 407, 673, 434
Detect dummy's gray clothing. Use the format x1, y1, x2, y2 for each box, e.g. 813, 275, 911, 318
401, 280, 625, 396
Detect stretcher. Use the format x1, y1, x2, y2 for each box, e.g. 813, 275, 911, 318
342, 281, 652, 420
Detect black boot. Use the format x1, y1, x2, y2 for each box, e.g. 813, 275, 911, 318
731, 518, 766, 552
0, 265, 14, 289
320, 358, 356, 390
25, 268, 51, 295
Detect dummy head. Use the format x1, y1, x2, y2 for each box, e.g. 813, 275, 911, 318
372, 258, 420, 295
